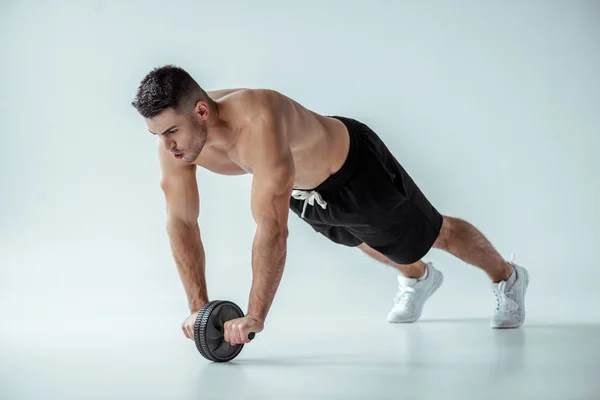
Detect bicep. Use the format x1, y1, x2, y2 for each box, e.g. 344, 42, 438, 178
250, 149, 295, 232
245, 116, 295, 232
158, 144, 200, 224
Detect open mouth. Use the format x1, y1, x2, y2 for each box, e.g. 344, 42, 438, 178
174, 153, 183, 159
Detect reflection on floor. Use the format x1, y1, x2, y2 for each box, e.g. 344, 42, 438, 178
1, 316, 599, 400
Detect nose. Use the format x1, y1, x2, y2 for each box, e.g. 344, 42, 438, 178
161, 137, 176, 152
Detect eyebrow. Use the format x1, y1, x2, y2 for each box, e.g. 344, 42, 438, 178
149, 125, 177, 135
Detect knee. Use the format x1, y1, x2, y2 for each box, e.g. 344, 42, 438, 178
432, 215, 455, 249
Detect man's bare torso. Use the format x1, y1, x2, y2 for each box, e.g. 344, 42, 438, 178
197, 88, 350, 190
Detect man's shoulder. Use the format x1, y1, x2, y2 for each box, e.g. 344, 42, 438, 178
233, 90, 292, 159
220, 89, 288, 123
218, 88, 283, 105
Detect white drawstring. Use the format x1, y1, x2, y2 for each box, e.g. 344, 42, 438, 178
291, 189, 328, 218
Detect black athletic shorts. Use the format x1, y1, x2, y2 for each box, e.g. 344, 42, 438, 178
289, 115, 443, 265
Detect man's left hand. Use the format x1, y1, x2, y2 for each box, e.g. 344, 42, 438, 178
223, 315, 264, 346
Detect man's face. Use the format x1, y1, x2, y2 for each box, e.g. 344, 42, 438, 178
147, 107, 207, 163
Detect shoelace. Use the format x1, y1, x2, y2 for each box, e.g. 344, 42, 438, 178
393, 275, 419, 307
393, 286, 416, 307
291, 189, 328, 218
494, 253, 518, 313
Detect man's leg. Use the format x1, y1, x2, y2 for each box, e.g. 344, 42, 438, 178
430, 215, 513, 282
359, 215, 513, 282
358, 214, 528, 327
431, 215, 529, 328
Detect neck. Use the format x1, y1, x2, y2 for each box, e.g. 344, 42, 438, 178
205, 102, 238, 149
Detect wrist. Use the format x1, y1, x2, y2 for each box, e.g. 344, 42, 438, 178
190, 300, 209, 314
246, 311, 266, 324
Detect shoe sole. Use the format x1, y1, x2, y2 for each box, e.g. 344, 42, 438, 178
491, 266, 530, 329
388, 268, 444, 323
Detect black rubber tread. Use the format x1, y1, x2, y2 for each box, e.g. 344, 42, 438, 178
193, 300, 219, 361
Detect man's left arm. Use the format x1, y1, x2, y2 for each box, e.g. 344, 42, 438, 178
246, 113, 295, 323
223, 110, 295, 346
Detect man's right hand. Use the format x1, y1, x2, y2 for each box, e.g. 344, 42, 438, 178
182, 311, 201, 340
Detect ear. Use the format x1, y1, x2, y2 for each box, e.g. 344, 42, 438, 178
194, 100, 211, 120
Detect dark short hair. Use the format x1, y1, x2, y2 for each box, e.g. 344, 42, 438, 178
131, 64, 210, 118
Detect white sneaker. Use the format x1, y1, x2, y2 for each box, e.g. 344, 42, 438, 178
387, 261, 443, 323
491, 254, 530, 329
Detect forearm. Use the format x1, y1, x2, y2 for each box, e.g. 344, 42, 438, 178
166, 219, 208, 313
247, 228, 287, 323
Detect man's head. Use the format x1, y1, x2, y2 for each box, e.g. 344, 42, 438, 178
131, 65, 213, 163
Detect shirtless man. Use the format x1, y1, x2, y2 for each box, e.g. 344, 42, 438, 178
131, 65, 529, 346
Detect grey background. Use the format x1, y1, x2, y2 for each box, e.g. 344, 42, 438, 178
1, 1, 599, 399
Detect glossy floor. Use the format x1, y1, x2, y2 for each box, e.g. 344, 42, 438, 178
2, 315, 599, 400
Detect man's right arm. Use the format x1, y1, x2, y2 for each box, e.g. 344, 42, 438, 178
158, 144, 207, 313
